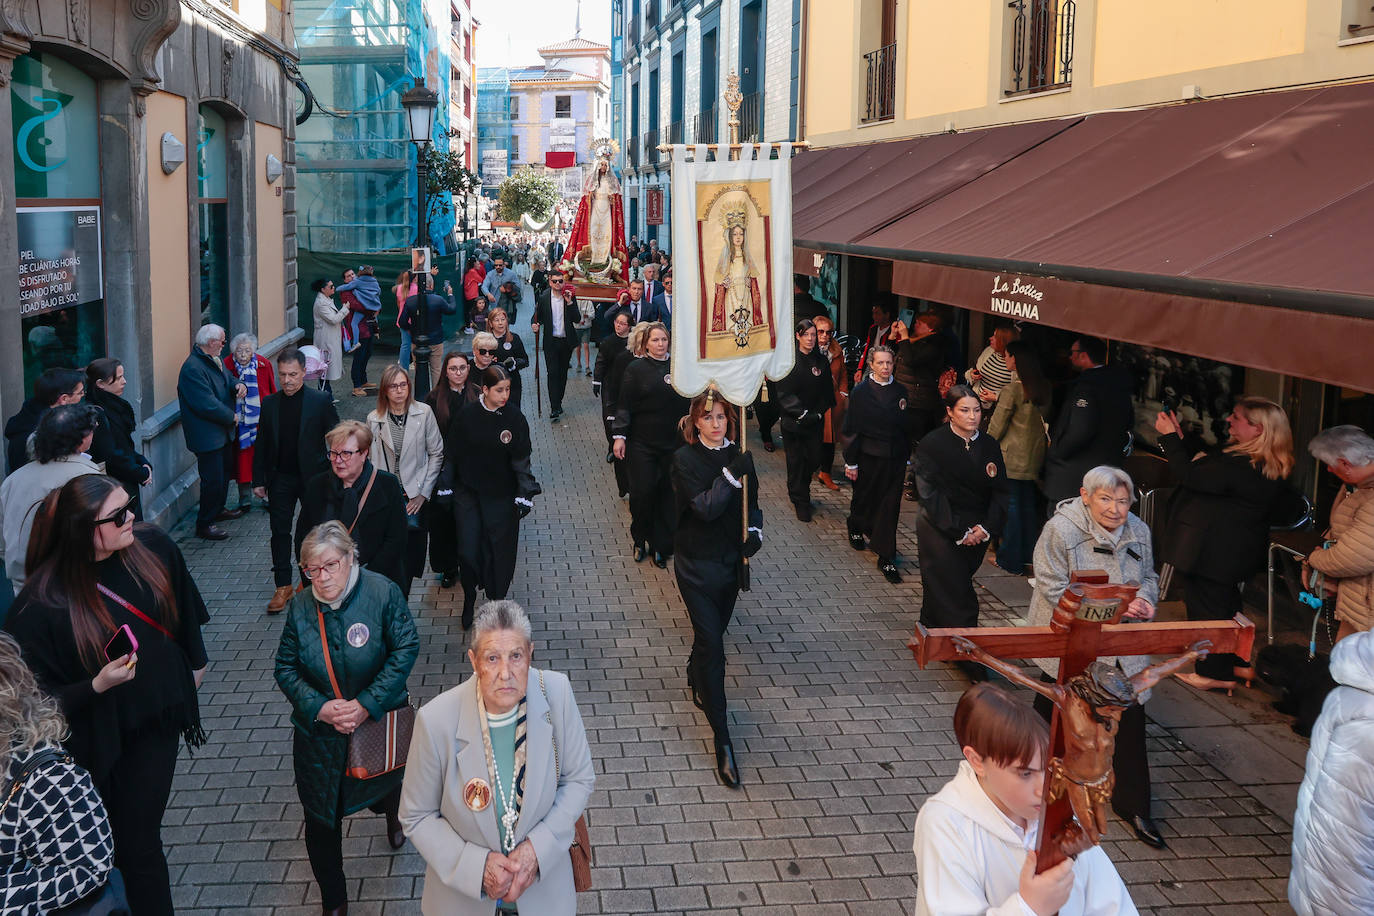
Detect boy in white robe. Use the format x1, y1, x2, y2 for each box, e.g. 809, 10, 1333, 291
913, 683, 1138, 916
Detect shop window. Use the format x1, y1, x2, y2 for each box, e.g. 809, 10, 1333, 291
197, 106, 230, 331
12, 51, 106, 391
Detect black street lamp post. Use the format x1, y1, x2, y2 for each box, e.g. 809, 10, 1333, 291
401, 79, 439, 396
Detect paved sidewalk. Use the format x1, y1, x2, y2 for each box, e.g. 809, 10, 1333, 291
163, 338, 1297, 914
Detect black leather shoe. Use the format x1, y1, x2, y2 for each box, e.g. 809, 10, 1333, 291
795, 504, 812, 523
762, 441, 776, 453
215, 507, 244, 521
440, 572, 457, 589
848, 532, 866, 551
715, 743, 741, 788
1126, 814, 1166, 849
196, 525, 229, 541
653, 552, 668, 569
386, 810, 405, 850
633, 545, 647, 563
879, 560, 902, 584
323, 904, 348, 916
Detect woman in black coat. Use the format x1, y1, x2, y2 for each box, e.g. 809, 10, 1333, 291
1155, 396, 1294, 690
296, 421, 410, 592
612, 322, 688, 567
85, 359, 152, 518
485, 307, 529, 411
773, 319, 836, 522
425, 352, 474, 588
449, 364, 541, 628
913, 385, 1010, 676
671, 389, 761, 789
842, 345, 912, 583
596, 311, 635, 497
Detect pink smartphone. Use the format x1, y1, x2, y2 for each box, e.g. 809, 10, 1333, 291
104, 625, 139, 663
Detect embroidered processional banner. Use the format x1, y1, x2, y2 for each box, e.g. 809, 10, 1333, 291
669, 143, 795, 405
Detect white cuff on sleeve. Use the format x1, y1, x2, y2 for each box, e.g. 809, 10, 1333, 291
721, 468, 743, 489
514, 497, 533, 508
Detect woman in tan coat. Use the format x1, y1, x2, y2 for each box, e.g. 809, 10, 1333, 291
1306, 425, 1374, 640
814, 314, 848, 490
987, 341, 1048, 574
311, 278, 349, 393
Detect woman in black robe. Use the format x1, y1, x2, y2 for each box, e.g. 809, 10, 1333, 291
842, 345, 913, 583
670, 389, 761, 788
449, 365, 541, 628
612, 322, 688, 567
425, 352, 474, 588
774, 319, 836, 522
595, 311, 634, 496
485, 307, 529, 411
913, 385, 1010, 678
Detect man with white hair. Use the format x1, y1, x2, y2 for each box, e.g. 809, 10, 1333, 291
1306, 425, 1374, 641
177, 323, 247, 540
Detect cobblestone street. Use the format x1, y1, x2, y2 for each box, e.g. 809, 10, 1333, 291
162, 337, 1298, 915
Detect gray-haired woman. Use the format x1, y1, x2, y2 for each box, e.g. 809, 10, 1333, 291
275, 521, 420, 916
1306, 425, 1374, 641
227, 331, 277, 512
400, 601, 594, 915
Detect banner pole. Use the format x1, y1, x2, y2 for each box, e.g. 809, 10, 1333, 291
721, 72, 753, 590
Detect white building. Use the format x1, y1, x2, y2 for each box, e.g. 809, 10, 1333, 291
509, 36, 612, 194
620, 0, 802, 244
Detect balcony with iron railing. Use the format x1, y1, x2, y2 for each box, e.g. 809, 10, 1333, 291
691, 106, 717, 145
666, 120, 684, 145
862, 43, 896, 123
1005, 0, 1076, 96
737, 91, 761, 143
644, 128, 660, 167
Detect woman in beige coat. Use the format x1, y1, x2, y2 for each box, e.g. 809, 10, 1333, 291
1307, 425, 1374, 640
987, 341, 1048, 574
311, 277, 349, 394
367, 364, 444, 598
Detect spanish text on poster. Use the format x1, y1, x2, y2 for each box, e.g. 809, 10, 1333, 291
16, 207, 103, 317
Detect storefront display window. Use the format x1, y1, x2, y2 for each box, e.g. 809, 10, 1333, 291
197, 106, 230, 330
12, 52, 105, 391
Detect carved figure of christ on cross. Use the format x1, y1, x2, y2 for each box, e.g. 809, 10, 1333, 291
910, 579, 1255, 873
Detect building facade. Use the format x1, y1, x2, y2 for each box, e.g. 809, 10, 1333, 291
795, 0, 1374, 506
509, 37, 611, 182
476, 65, 511, 197
1, 0, 300, 527
620, 0, 804, 244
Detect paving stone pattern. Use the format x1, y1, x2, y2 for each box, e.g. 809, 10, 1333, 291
165, 338, 1296, 914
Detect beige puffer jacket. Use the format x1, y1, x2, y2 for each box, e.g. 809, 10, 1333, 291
1308, 482, 1374, 632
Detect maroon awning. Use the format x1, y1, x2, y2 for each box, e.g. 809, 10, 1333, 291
792, 82, 1374, 391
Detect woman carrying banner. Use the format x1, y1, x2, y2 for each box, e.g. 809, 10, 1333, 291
612, 323, 687, 567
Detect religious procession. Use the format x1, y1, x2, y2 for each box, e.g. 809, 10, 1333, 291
2, 0, 1374, 914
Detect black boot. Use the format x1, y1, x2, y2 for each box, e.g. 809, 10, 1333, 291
715, 742, 741, 788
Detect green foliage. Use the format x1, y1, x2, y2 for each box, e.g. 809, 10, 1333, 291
421, 128, 480, 227
496, 167, 560, 223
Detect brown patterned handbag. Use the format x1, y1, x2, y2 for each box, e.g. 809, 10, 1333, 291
538, 668, 593, 892
317, 608, 415, 779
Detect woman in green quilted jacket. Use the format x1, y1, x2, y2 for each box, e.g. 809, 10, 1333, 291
275, 520, 420, 916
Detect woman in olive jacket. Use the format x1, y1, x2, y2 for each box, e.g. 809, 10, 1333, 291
987, 342, 1049, 574
275, 520, 420, 916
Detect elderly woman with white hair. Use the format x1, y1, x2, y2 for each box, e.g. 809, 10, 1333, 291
1028, 464, 1163, 850
400, 600, 594, 915
275, 520, 419, 916
176, 323, 247, 539
1305, 425, 1374, 642
226, 332, 277, 513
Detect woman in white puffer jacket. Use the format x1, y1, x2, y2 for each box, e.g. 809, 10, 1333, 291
1290, 628, 1374, 915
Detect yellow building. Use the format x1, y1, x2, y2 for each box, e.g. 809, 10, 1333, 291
794, 0, 1374, 504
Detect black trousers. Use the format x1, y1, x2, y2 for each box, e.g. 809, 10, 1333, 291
781, 425, 823, 510
819, 440, 836, 475
98, 726, 180, 916
455, 489, 520, 599
195, 444, 233, 529
268, 473, 305, 587
350, 335, 373, 388
915, 512, 988, 628
676, 553, 740, 745
429, 497, 458, 576
603, 418, 630, 497
1034, 679, 1151, 819
544, 338, 574, 413
627, 444, 676, 554
753, 391, 779, 441
1178, 572, 1246, 678
304, 787, 401, 910
400, 521, 428, 600
849, 454, 905, 560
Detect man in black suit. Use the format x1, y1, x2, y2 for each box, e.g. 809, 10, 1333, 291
1042, 335, 1134, 510
641, 262, 661, 305
547, 235, 566, 266
606, 278, 649, 330
530, 267, 582, 422
645, 268, 673, 332
252, 347, 340, 613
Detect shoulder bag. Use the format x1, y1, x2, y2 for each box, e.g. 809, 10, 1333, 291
316, 607, 414, 780
537, 668, 593, 892
4, 748, 131, 915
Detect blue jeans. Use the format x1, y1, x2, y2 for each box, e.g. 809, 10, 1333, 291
398, 329, 412, 371
997, 478, 1042, 574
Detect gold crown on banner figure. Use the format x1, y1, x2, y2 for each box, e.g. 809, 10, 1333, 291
722, 204, 749, 230
588, 137, 620, 161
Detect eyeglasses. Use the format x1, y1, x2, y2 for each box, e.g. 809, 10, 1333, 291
386, 382, 410, 390
477, 348, 497, 356
302, 557, 346, 580
94, 500, 136, 527
327, 448, 362, 461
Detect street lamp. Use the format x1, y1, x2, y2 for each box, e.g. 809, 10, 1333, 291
401, 79, 439, 396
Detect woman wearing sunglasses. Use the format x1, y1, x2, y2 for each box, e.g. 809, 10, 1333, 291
484, 308, 529, 412
3, 474, 209, 916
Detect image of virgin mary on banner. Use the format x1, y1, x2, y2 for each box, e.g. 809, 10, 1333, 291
669, 143, 795, 406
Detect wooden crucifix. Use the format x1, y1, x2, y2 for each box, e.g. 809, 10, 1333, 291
909, 576, 1254, 873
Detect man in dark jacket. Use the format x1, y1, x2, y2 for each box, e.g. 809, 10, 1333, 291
177, 324, 247, 540
4, 368, 85, 473
253, 348, 340, 613
1042, 335, 1134, 509
530, 268, 582, 422
398, 273, 456, 398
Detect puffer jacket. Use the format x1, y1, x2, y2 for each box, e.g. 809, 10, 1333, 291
1306, 482, 1374, 632
274, 567, 419, 825
1028, 496, 1159, 684
1290, 629, 1374, 915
